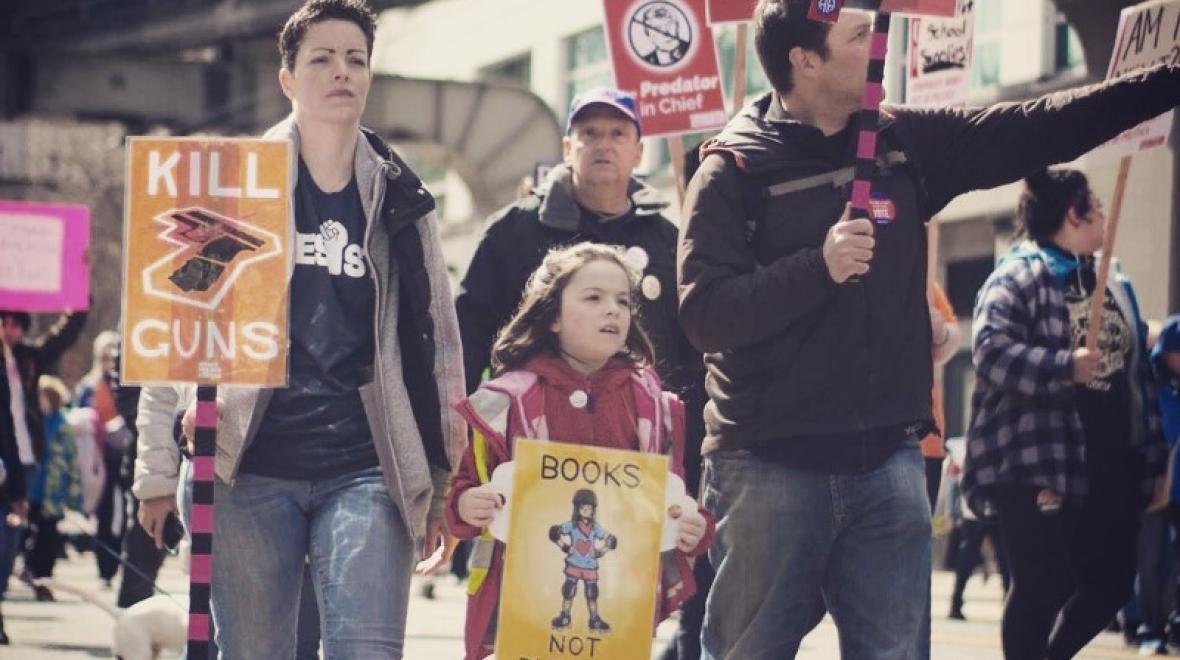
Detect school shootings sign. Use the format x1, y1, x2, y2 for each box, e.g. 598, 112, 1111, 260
905, 0, 974, 107
1093, 0, 1180, 159
497, 439, 668, 659
121, 137, 291, 386
603, 0, 729, 137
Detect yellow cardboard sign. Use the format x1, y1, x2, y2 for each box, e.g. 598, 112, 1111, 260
498, 439, 667, 660
121, 137, 291, 386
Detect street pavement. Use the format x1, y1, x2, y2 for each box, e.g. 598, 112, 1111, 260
0, 548, 1149, 659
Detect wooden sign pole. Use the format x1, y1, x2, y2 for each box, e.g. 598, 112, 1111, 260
732, 24, 749, 117
1085, 156, 1132, 351
668, 135, 687, 206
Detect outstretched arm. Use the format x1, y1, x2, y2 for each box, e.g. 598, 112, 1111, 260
899, 64, 1180, 213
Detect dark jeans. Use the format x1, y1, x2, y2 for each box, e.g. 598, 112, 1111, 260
26, 504, 62, 579
949, 518, 1009, 613
94, 449, 126, 581
995, 481, 1139, 660
1136, 508, 1175, 635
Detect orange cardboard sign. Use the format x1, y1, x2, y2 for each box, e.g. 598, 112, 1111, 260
121, 137, 291, 386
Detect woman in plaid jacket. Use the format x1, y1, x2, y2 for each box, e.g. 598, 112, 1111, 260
962, 168, 1167, 660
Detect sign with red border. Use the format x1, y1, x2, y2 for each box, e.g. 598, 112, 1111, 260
1090, 0, 1179, 160
603, 0, 729, 138
881, 0, 957, 17
705, 0, 758, 24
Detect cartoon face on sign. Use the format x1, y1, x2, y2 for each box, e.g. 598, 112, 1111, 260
628, 1, 694, 68
145, 206, 282, 310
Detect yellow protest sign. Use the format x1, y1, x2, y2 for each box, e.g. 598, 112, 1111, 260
121, 137, 291, 386
497, 439, 668, 660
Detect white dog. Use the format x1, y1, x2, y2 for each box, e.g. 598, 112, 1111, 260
34, 579, 187, 660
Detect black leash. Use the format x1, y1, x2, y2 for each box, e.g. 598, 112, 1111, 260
57, 516, 187, 611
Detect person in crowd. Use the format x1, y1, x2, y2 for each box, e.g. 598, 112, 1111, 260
447, 243, 714, 660
0, 307, 86, 643
0, 357, 19, 646
103, 338, 167, 610
77, 330, 126, 587
676, 0, 1180, 656
1152, 316, 1180, 651
25, 375, 82, 600
925, 281, 962, 509
133, 1, 465, 656
455, 85, 709, 659
943, 437, 1008, 621
963, 168, 1167, 659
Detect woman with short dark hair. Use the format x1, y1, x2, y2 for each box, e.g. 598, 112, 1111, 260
963, 168, 1167, 659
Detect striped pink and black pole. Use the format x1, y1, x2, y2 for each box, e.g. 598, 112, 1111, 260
188, 384, 217, 657
850, 9, 893, 221
808, 1, 894, 221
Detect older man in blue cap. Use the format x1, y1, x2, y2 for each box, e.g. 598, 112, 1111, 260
454, 88, 710, 658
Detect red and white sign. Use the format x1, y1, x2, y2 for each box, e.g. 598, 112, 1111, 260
706, 0, 758, 25
905, 0, 974, 107
603, 0, 728, 138
881, 0, 957, 17
1091, 0, 1180, 160
0, 200, 90, 312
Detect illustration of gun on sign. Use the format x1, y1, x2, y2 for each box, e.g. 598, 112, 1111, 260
163, 207, 265, 293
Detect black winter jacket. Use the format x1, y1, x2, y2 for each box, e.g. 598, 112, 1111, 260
678, 64, 1180, 460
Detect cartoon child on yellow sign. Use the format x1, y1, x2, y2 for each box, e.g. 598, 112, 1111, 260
549, 489, 618, 633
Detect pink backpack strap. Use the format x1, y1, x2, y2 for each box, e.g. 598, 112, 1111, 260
630, 368, 669, 455
481, 370, 544, 443
660, 391, 687, 478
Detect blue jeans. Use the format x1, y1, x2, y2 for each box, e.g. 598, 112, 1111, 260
700, 443, 931, 660
183, 462, 414, 659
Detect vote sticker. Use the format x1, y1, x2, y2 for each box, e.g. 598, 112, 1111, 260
868, 193, 896, 225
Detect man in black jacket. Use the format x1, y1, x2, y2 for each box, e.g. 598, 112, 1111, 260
677, 2, 1180, 658
0, 308, 87, 643
456, 88, 709, 658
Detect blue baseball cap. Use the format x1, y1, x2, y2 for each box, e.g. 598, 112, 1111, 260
566, 87, 642, 137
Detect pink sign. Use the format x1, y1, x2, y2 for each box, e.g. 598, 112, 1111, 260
0, 200, 90, 312
706, 0, 758, 24
603, 0, 729, 138
881, 0, 956, 17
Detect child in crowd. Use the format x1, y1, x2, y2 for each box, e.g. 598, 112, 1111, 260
446, 242, 714, 660
26, 376, 82, 598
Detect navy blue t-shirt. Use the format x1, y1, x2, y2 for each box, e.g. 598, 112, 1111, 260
239, 159, 379, 480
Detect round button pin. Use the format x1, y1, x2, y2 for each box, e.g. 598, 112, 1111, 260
624, 246, 650, 271
641, 274, 662, 301
569, 390, 589, 409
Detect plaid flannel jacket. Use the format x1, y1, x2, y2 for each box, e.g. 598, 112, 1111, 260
961, 244, 1166, 516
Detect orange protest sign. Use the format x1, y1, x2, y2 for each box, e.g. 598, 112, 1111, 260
121, 137, 291, 386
